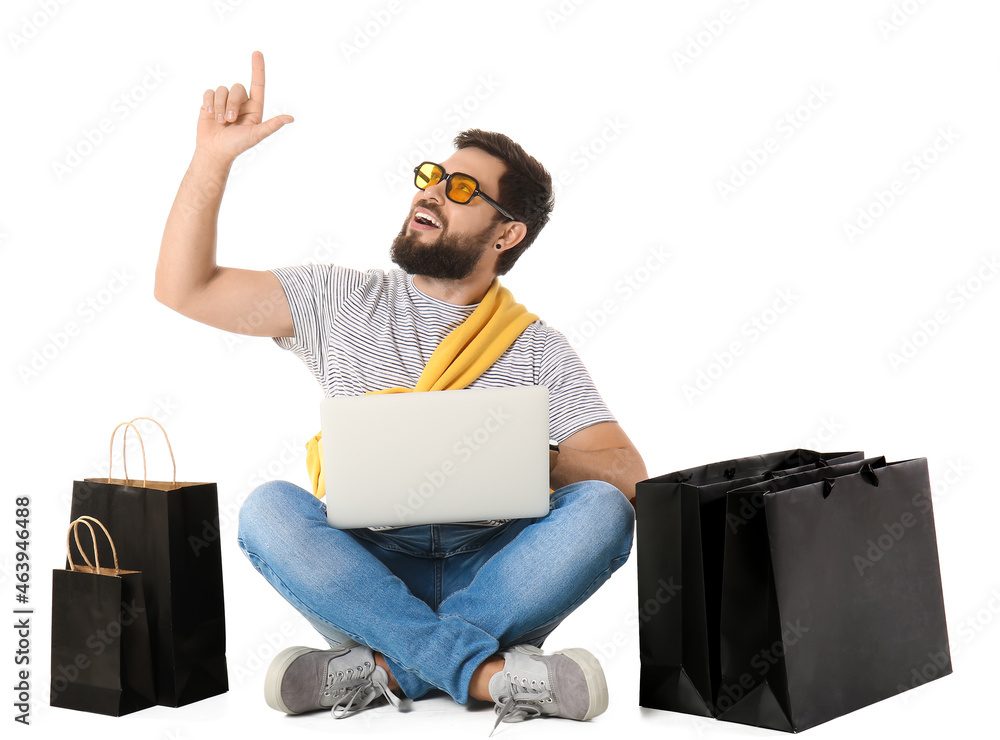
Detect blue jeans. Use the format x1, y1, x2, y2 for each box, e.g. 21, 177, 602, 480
237, 479, 634, 704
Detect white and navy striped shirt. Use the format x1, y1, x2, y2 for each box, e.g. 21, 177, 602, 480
270, 264, 616, 525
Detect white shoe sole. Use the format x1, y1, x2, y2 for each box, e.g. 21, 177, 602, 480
558, 648, 609, 720
513, 645, 609, 721
264, 646, 321, 714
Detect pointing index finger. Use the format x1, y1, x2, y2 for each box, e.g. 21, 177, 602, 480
250, 50, 265, 105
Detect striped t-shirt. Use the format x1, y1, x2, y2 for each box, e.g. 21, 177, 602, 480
270, 264, 616, 523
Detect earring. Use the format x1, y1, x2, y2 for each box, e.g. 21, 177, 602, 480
495, 244, 502, 250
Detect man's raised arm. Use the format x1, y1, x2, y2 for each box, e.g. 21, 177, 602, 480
154, 50, 295, 338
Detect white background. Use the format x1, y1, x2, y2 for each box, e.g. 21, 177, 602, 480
3, 0, 997, 737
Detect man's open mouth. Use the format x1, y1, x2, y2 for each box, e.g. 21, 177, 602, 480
412, 208, 443, 230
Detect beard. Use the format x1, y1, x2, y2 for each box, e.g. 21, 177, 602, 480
390, 206, 495, 280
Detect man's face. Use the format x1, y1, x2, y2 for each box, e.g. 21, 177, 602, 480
390, 148, 507, 280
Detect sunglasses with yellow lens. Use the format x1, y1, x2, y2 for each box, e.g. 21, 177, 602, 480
413, 161, 516, 221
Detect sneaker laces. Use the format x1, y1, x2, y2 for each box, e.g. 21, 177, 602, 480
490, 670, 554, 735
324, 660, 402, 719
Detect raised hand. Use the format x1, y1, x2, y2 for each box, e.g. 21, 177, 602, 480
196, 50, 294, 165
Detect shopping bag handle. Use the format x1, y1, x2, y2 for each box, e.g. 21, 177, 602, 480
67, 518, 96, 569
66, 516, 121, 574
860, 462, 880, 487
108, 421, 147, 487
125, 416, 177, 486
818, 464, 882, 499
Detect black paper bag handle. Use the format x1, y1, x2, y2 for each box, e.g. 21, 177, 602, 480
823, 478, 836, 498
823, 463, 880, 499
66, 516, 121, 574
860, 462, 880, 487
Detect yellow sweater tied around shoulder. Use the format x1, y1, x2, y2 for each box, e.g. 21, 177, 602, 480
305, 278, 540, 500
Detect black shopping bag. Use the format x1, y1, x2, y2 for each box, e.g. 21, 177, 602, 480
717, 457, 951, 731
50, 517, 156, 716
635, 449, 863, 717
69, 419, 228, 707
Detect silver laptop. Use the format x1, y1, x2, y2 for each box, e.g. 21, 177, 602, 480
321, 385, 551, 529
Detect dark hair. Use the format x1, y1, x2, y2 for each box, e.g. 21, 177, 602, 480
453, 129, 554, 275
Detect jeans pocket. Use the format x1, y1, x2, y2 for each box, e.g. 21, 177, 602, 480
436, 523, 510, 556
350, 525, 432, 556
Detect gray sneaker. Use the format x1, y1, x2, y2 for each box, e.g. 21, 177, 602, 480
488, 645, 609, 732
265, 645, 401, 718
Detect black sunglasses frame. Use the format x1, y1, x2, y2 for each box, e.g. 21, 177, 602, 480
413, 162, 516, 222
